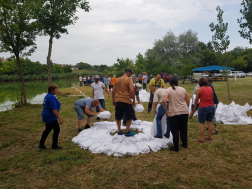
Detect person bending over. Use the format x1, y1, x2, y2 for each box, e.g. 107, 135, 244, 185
74, 98, 106, 133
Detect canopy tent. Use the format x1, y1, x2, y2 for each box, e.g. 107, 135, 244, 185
193, 65, 234, 72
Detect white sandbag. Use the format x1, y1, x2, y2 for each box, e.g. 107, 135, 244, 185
112, 134, 124, 144
97, 111, 111, 119
150, 112, 167, 136
134, 104, 144, 112
144, 141, 161, 152
135, 142, 150, 154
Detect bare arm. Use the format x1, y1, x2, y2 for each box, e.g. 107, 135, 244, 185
85, 106, 99, 116
136, 96, 141, 104
162, 94, 169, 117
99, 107, 106, 112
153, 102, 158, 114
104, 87, 110, 98
129, 85, 136, 106
185, 93, 190, 107
52, 109, 63, 125
112, 84, 117, 106
92, 89, 94, 99
193, 88, 201, 111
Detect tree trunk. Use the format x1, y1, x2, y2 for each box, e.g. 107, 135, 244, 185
16, 55, 27, 105
226, 76, 231, 100
47, 34, 53, 85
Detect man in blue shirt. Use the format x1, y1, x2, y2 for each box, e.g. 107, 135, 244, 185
207, 78, 219, 135
74, 98, 106, 133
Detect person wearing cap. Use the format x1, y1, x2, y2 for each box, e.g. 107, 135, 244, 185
122, 83, 142, 125
112, 68, 136, 137
74, 98, 106, 133
92, 75, 110, 120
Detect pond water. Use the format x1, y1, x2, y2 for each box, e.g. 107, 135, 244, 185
0, 79, 81, 112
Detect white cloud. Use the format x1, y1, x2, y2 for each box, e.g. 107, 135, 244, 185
1, 0, 251, 66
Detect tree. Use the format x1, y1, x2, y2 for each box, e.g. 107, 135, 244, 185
238, 0, 252, 44
207, 41, 214, 51
232, 56, 248, 70
178, 59, 196, 83
209, 6, 231, 99
33, 0, 91, 84
0, 0, 39, 104
199, 49, 218, 67
76, 62, 92, 70
178, 30, 198, 56
135, 53, 145, 74
198, 41, 208, 51
62, 65, 72, 73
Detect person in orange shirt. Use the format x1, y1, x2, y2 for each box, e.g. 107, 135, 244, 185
111, 75, 116, 89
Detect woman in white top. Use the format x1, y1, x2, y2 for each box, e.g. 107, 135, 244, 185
162, 76, 190, 152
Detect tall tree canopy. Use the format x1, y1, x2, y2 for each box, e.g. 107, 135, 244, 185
33, 0, 91, 84
238, 0, 252, 44
0, 0, 39, 104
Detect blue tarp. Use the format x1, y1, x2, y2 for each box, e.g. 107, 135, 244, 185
193, 65, 234, 72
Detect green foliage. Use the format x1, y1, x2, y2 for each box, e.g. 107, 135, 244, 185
199, 49, 218, 67
76, 62, 92, 70
179, 59, 196, 82
209, 6, 230, 53
232, 56, 248, 70
238, 0, 252, 44
62, 65, 72, 73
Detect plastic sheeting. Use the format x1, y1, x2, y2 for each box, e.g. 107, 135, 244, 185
138, 89, 150, 102
134, 104, 144, 112
72, 120, 173, 156
189, 96, 252, 125
150, 104, 168, 136
97, 111, 111, 119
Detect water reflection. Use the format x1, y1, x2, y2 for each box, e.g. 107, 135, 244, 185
0, 79, 79, 112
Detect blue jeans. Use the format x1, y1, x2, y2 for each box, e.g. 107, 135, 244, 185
96, 99, 105, 112
156, 103, 170, 136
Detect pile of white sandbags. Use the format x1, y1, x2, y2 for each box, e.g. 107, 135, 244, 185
72, 120, 173, 156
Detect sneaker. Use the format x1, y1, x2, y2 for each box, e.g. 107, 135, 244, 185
125, 131, 136, 137
169, 146, 179, 152
78, 129, 82, 133
154, 135, 162, 138
147, 110, 151, 113
122, 123, 126, 126
85, 125, 90, 129
52, 146, 63, 150
118, 131, 126, 135
164, 134, 170, 138
38, 145, 47, 150
96, 117, 100, 120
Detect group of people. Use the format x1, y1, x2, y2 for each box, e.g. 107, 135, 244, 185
38, 68, 218, 153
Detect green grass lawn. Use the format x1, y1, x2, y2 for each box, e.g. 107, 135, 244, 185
0, 77, 252, 188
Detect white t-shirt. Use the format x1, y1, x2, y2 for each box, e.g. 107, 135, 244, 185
143, 75, 148, 84
92, 81, 105, 99
79, 76, 82, 81
83, 77, 86, 81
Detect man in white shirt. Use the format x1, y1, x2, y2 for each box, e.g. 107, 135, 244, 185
92, 75, 110, 120
83, 76, 87, 86
79, 76, 82, 86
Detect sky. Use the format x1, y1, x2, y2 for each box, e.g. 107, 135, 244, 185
1, 0, 252, 66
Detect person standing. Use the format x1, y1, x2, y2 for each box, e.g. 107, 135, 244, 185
74, 98, 106, 133
108, 75, 112, 92
207, 78, 219, 135
132, 73, 137, 85
142, 72, 148, 90
153, 88, 170, 138
189, 82, 200, 120
79, 76, 82, 86
92, 75, 110, 120
112, 68, 136, 137
103, 76, 108, 88
162, 77, 190, 152
83, 76, 87, 86
111, 75, 116, 89
194, 77, 215, 143
167, 74, 170, 83
148, 74, 164, 113
38, 85, 63, 150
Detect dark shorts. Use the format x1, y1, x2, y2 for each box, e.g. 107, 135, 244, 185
115, 102, 134, 121
198, 105, 215, 123
191, 103, 199, 111
109, 85, 112, 89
